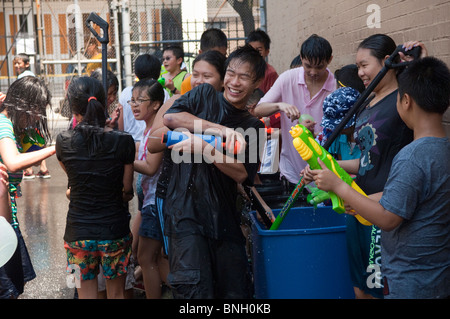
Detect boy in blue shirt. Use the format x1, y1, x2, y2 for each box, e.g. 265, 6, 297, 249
309, 57, 450, 299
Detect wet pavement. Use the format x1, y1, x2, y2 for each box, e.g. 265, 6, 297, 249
15, 110, 141, 299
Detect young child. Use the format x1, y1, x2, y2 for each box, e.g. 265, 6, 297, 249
130, 79, 167, 299
310, 57, 450, 299
160, 46, 189, 96
56, 76, 135, 299
13, 53, 35, 79
246, 28, 279, 94
12, 53, 51, 179
318, 64, 364, 160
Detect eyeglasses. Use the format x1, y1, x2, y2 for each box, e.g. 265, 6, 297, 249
127, 99, 150, 106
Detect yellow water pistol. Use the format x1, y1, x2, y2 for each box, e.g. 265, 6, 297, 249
290, 124, 372, 226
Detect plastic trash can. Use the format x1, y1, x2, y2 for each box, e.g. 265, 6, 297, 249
250, 206, 354, 299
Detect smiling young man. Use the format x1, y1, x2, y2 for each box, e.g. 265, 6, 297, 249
162, 45, 266, 299
252, 34, 336, 191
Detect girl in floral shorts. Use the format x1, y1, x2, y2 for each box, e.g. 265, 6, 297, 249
65, 234, 132, 281
56, 76, 135, 298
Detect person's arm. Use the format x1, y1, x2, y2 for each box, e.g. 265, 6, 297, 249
337, 158, 360, 175
169, 132, 248, 183
163, 111, 246, 154
134, 151, 164, 176
0, 137, 55, 172
302, 158, 360, 184
148, 95, 179, 154
251, 102, 301, 122
310, 159, 403, 231
0, 163, 11, 222
122, 163, 134, 202
118, 103, 125, 131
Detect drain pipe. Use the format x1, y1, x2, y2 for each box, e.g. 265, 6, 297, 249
120, 0, 132, 88
259, 0, 267, 32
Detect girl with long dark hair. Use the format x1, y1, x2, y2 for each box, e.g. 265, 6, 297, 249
56, 76, 135, 298
0, 76, 55, 299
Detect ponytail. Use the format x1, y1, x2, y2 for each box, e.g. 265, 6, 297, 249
67, 76, 106, 155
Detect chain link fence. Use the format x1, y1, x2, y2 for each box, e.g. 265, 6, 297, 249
1, 0, 261, 115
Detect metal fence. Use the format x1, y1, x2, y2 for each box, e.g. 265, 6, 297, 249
0, 0, 261, 115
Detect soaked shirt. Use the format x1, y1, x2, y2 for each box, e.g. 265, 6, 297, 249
163, 83, 265, 243
56, 128, 135, 242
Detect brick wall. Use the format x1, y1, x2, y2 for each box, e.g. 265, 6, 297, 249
265, 0, 450, 136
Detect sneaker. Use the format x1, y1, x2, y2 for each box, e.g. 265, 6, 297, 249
36, 170, 51, 179
23, 171, 35, 180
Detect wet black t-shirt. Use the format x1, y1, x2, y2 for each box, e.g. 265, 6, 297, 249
56, 128, 135, 242
164, 84, 265, 243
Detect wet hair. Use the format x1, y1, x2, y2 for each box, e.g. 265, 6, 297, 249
246, 28, 271, 50
90, 68, 119, 93
68, 76, 106, 127
225, 44, 266, 83
300, 34, 333, 65
358, 34, 399, 64
67, 76, 106, 154
134, 54, 161, 81
398, 57, 450, 115
1, 76, 51, 144
200, 28, 228, 52
192, 50, 226, 80
163, 46, 184, 61
132, 79, 165, 109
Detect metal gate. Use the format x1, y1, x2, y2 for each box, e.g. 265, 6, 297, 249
1, 0, 261, 111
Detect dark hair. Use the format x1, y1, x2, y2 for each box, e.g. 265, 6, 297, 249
134, 54, 161, 81
335, 64, 365, 93
358, 34, 399, 64
290, 54, 302, 69
300, 34, 332, 65
1, 76, 51, 144
90, 68, 119, 92
246, 28, 271, 50
193, 50, 226, 80
200, 28, 228, 52
68, 76, 106, 127
132, 79, 165, 108
225, 44, 266, 83
67, 76, 106, 155
163, 46, 184, 61
398, 57, 450, 114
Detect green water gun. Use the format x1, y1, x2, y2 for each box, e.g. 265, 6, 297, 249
306, 186, 330, 209
290, 124, 372, 226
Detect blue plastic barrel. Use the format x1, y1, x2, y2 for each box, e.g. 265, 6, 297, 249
250, 206, 354, 299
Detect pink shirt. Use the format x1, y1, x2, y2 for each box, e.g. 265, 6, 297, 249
258, 67, 336, 184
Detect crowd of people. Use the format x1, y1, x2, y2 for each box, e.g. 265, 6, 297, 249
0, 27, 448, 300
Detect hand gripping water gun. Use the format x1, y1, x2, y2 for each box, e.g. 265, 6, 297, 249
162, 130, 240, 154
268, 114, 318, 230
163, 130, 275, 228
290, 124, 372, 226
306, 186, 331, 208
